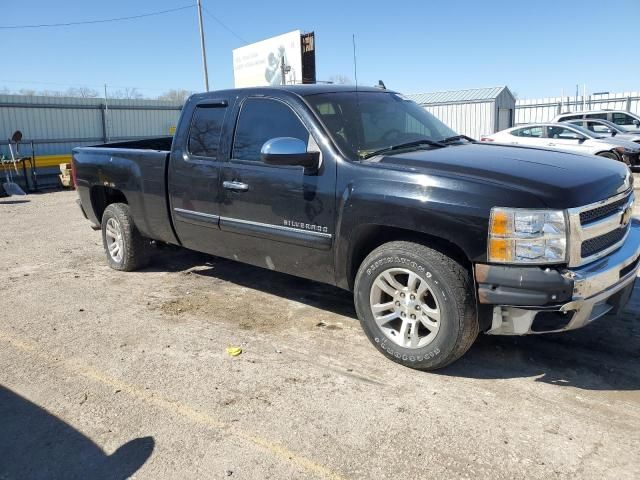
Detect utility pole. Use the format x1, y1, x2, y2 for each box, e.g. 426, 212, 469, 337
196, 0, 210, 91
280, 57, 291, 85
103, 84, 110, 142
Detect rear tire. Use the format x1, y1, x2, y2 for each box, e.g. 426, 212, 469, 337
101, 203, 150, 271
354, 241, 478, 370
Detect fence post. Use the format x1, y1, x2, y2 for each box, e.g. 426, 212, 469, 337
100, 104, 108, 143
627, 96, 632, 112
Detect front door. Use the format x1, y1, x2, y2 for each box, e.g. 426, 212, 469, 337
545, 126, 592, 155
217, 96, 336, 283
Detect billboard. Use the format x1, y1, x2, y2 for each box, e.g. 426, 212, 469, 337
233, 30, 306, 88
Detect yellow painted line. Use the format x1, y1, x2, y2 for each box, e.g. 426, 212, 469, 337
0, 330, 346, 480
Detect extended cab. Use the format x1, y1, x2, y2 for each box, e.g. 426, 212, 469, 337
73, 85, 640, 370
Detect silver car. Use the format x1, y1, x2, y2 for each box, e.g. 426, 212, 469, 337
553, 109, 640, 132
563, 118, 640, 144
482, 122, 640, 167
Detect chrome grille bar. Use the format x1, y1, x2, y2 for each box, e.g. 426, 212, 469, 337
567, 189, 634, 267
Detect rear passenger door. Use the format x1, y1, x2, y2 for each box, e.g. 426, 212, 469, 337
216, 96, 336, 283
168, 98, 231, 254
509, 126, 546, 147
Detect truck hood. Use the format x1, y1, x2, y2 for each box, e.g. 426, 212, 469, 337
362, 143, 631, 208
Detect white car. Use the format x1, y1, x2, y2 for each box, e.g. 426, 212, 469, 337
553, 109, 640, 132
563, 118, 640, 144
482, 122, 640, 167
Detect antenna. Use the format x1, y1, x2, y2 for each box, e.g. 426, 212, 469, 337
352, 34, 362, 158
352, 34, 358, 88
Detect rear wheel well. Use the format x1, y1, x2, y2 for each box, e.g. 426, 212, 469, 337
90, 186, 127, 221
346, 225, 471, 291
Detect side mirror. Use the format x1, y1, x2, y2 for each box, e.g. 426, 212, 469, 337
577, 135, 587, 142
261, 137, 320, 170
633, 119, 640, 127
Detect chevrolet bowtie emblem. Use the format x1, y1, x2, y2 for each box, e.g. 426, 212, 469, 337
621, 206, 633, 227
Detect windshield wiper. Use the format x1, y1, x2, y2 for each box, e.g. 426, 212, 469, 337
361, 139, 446, 159
439, 135, 476, 144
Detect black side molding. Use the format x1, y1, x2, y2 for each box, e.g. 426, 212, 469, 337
220, 216, 332, 250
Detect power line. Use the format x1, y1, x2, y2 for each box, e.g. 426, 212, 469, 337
0, 4, 196, 29
202, 4, 248, 44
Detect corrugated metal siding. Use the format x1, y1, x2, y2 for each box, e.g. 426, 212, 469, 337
406, 86, 509, 105
0, 94, 182, 157
423, 101, 493, 139
405, 87, 515, 138
515, 91, 640, 124
0, 94, 182, 186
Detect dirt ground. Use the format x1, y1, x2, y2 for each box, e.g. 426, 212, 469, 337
1, 188, 639, 480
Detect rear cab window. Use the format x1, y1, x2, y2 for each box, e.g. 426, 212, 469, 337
188, 105, 228, 159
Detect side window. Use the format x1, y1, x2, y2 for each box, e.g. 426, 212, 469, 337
612, 112, 636, 126
515, 126, 543, 138
232, 98, 310, 161
560, 114, 581, 121
587, 122, 611, 134
188, 106, 227, 158
548, 126, 581, 140
585, 113, 607, 120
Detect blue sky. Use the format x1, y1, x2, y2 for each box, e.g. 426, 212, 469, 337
2, 0, 639, 98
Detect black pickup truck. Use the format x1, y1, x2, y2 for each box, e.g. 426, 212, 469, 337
73, 85, 640, 370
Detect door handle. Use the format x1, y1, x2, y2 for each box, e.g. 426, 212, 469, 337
223, 180, 249, 192
548, 143, 556, 146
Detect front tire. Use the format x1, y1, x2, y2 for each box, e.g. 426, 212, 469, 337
354, 241, 478, 370
101, 203, 150, 271
597, 151, 628, 165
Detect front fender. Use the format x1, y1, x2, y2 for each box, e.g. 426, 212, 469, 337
333, 166, 546, 289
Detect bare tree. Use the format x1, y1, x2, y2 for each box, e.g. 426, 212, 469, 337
18, 88, 37, 96
158, 89, 192, 103
111, 87, 144, 100
327, 75, 352, 85
66, 87, 99, 98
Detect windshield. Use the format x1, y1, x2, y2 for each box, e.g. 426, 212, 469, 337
305, 91, 457, 159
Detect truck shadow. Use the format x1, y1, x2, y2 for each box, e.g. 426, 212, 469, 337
0, 385, 154, 479
440, 281, 640, 391
144, 247, 357, 319
145, 248, 640, 392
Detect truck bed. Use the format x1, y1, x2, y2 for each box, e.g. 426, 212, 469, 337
72, 137, 177, 245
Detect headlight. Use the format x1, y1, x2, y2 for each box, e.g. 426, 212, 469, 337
488, 208, 567, 264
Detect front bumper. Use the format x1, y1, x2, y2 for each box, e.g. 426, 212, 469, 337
476, 219, 640, 335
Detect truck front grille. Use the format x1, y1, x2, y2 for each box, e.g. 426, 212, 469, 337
581, 227, 627, 257
568, 189, 634, 267
579, 194, 631, 225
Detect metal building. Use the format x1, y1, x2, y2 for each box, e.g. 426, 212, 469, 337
0, 94, 182, 188
405, 86, 516, 140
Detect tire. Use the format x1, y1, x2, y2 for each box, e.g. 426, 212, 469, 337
354, 241, 478, 370
101, 203, 150, 271
597, 151, 628, 165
